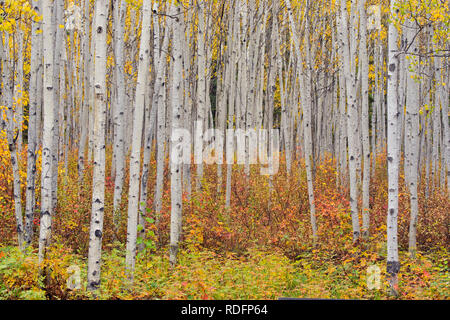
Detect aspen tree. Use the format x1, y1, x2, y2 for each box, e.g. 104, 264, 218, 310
440, 64, 450, 195
78, 0, 91, 183
51, 0, 64, 212
13, 25, 24, 154
285, 0, 318, 240
87, 1, 97, 163
169, 0, 184, 266
195, 0, 207, 190
225, 3, 239, 209
112, 0, 127, 219
25, 0, 42, 247
38, 0, 56, 264
336, 24, 348, 188
338, 0, 361, 241
182, 0, 193, 198
405, 19, 420, 258
216, 12, 229, 192
87, 0, 109, 291
1, 32, 25, 251
154, 24, 170, 222
265, 0, 279, 207
125, 0, 152, 277
359, 0, 371, 238
386, 0, 400, 296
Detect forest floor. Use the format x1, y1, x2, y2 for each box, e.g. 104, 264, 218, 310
0, 244, 448, 300
0, 145, 448, 299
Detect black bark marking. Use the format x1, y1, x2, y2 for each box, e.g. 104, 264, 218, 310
386, 260, 400, 276
89, 281, 100, 290
40, 211, 50, 217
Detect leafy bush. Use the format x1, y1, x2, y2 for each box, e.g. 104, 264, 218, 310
0, 145, 448, 300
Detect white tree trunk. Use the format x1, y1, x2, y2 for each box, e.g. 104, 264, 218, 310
338, 0, 361, 241
440, 62, 450, 195
125, 0, 152, 277
386, 0, 401, 296
112, 0, 127, 221
285, 0, 317, 240
78, 0, 91, 183
195, 2, 207, 190
154, 10, 170, 221
24, 0, 42, 247
87, 0, 109, 291
405, 20, 420, 258
1, 33, 25, 251
169, 1, 184, 266
359, 0, 370, 238
38, 0, 56, 264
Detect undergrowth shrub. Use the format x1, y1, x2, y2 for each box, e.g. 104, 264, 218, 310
0, 143, 448, 300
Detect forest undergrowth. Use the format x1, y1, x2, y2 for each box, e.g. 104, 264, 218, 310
0, 141, 448, 300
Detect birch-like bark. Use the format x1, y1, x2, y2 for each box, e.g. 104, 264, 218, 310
15, 29, 24, 153
59, 30, 67, 176
371, 40, 377, 178
182, 2, 193, 198
386, 0, 400, 296
405, 20, 420, 258
78, 0, 91, 183
431, 55, 441, 189
154, 5, 170, 223
137, 88, 156, 251
87, 1, 97, 163
265, 1, 278, 208
125, 0, 152, 277
285, 0, 317, 240
112, 0, 127, 218
195, 1, 207, 190
25, 0, 42, 247
87, 0, 108, 291
51, 0, 64, 212
169, 1, 184, 266
38, 0, 56, 264
216, 37, 228, 193
276, 35, 291, 175
338, 0, 361, 241
337, 35, 348, 188
359, 0, 370, 238
225, 3, 239, 208
1, 33, 25, 251
440, 61, 450, 195
375, 31, 384, 152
